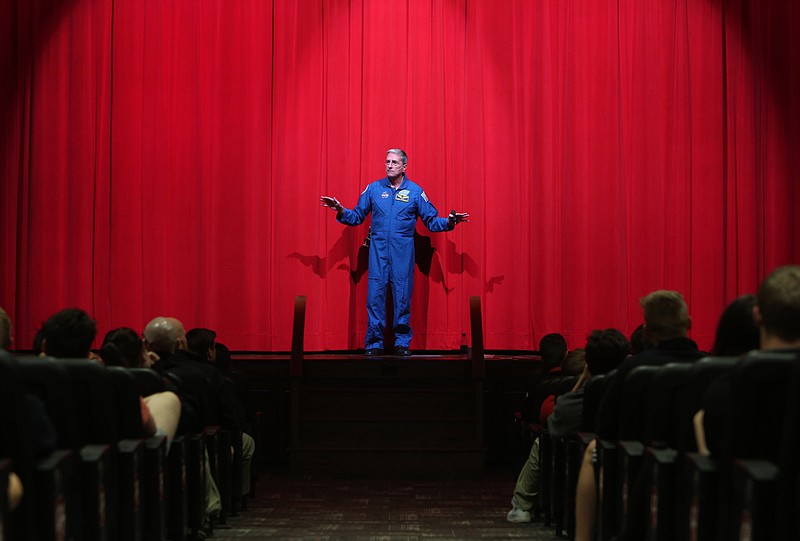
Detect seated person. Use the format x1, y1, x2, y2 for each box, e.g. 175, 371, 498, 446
539, 348, 586, 422
507, 329, 628, 523
100, 327, 182, 446
520, 333, 568, 423
575, 291, 705, 541
695, 267, 800, 455
187, 328, 257, 498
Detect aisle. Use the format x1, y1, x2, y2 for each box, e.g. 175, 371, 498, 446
211, 471, 560, 540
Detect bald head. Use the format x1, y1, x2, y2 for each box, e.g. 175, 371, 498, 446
144, 316, 187, 354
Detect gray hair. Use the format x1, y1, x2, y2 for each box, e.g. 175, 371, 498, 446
386, 148, 408, 164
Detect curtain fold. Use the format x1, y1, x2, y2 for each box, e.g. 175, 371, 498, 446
2, 0, 798, 351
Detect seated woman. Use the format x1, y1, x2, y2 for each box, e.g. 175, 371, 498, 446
100, 327, 181, 446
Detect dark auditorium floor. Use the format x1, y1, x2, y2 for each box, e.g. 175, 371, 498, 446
212, 469, 558, 540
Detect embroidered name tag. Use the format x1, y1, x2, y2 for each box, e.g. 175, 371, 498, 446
395, 190, 410, 203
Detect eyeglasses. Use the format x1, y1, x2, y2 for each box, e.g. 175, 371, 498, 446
385, 160, 404, 167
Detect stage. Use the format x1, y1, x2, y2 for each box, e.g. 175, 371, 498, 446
231, 351, 541, 477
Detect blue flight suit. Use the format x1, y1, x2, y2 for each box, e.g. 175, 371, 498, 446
338, 176, 453, 350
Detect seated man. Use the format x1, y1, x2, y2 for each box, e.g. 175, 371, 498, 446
695, 265, 800, 455
507, 329, 629, 523
574, 290, 706, 541
187, 327, 256, 499
144, 317, 225, 523
42, 309, 182, 447
548, 330, 628, 438
504, 334, 567, 522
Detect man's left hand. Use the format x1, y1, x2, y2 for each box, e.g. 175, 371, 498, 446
449, 211, 470, 225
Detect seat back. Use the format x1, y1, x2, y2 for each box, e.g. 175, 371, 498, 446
129, 367, 166, 397
776, 361, 800, 539
717, 350, 798, 541
672, 356, 738, 452
644, 362, 693, 448
580, 374, 607, 432
725, 351, 797, 462
617, 365, 660, 441
107, 366, 146, 440
0, 352, 37, 539
59, 359, 120, 445
15, 356, 81, 451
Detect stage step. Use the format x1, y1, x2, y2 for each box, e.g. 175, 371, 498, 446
289, 357, 485, 477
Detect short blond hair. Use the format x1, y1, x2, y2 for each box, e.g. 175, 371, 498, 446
640, 290, 690, 342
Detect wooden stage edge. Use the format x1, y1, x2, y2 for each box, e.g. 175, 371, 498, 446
232, 351, 541, 362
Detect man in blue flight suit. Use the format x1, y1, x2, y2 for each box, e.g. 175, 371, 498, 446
321, 148, 469, 356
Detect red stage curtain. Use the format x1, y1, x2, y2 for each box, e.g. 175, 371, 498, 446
1, 0, 798, 351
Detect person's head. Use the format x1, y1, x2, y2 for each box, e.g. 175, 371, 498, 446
215, 342, 232, 372
385, 148, 408, 180
585, 328, 630, 375
101, 327, 146, 368
143, 316, 187, 354
186, 328, 217, 362
41, 308, 96, 358
0, 307, 11, 350
711, 294, 759, 356
629, 323, 647, 355
640, 290, 691, 344
539, 333, 568, 369
32, 328, 44, 355
561, 348, 586, 375
755, 265, 800, 348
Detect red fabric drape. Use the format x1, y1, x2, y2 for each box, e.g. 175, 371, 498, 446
2, 0, 798, 352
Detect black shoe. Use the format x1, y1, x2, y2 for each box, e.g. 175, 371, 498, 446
364, 348, 382, 357
394, 346, 411, 357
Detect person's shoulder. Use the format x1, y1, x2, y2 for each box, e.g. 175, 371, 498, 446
558, 389, 585, 404
403, 179, 424, 192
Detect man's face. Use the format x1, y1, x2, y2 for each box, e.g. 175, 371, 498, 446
385, 152, 406, 180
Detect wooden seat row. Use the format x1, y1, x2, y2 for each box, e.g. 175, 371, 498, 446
0, 350, 248, 541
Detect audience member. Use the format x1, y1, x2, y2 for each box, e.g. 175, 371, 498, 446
1, 307, 57, 517
629, 323, 647, 355
40, 308, 96, 358
710, 293, 760, 356
507, 329, 628, 523
101, 327, 151, 368
504, 333, 568, 523
31, 327, 44, 355
538, 348, 586, 426
520, 333, 568, 423
594, 291, 705, 440
695, 266, 800, 455
574, 291, 706, 541
99, 326, 182, 445
144, 317, 244, 524
548, 330, 629, 437
187, 327, 257, 499
215, 342, 258, 431
1, 307, 24, 511
561, 348, 586, 376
